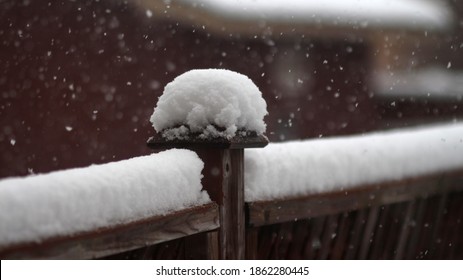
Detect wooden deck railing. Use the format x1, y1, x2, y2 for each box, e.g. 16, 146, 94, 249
0, 203, 219, 259
245, 171, 463, 259
1, 130, 462, 259
247, 171, 463, 226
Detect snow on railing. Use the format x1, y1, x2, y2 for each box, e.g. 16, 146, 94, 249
245, 123, 463, 202
0, 149, 210, 247
3, 67, 463, 259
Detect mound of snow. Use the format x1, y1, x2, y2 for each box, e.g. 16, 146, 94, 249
0, 149, 210, 246
150, 69, 267, 140
245, 123, 463, 202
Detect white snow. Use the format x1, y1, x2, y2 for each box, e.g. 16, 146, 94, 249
0, 149, 210, 246
245, 123, 463, 202
375, 68, 463, 101
166, 0, 452, 31
150, 69, 267, 140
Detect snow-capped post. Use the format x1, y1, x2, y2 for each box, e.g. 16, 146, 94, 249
147, 69, 268, 259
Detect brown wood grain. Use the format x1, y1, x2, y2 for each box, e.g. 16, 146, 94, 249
331, 212, 352, 259
0, 203, 219, 259
247, 171, 463, 227
148, 130, 267, 260
147, 133, 268, 150
219, 149, 246, 259
344, 209, 367, 259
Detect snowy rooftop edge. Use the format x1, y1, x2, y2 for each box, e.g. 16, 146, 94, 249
374, 68, 463, 101
136, 0, 453, 32
245, 123, 463, 202
0, 149, 210, 246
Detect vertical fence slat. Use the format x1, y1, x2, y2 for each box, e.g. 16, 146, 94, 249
331, 213, 352, 259
344, 208, 367, 259
206, 231, 219, 260
380, 203, 401, 259
319, 215, 339, 259
245, 227, 258, 260
276, 222, 294, 259
405, 198, 427, 259
447, 193, 463, 259
303, 216, 326, 259
261, 225, 278, 259
287, 220, 311, 259
369, 206, 389, 259
429, 194, 448, 258
394, 200, 416, 259
358, 206, 380, 259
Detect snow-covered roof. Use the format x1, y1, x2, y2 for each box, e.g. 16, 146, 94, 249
0, 149, 210, 246
245, 123, 463, 202
151, 69, 267, 140
135, 0, 453, 34
375, 68, 463, 102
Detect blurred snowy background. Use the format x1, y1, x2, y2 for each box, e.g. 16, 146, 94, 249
1, 0, 462, 178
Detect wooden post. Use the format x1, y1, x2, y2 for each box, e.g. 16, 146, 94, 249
147, 133, 268, 259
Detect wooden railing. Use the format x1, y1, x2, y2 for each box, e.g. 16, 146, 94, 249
0, 203, 219, 259
245, 171, 463, 259
105, 170, 463, 260
1, 131, 462, 259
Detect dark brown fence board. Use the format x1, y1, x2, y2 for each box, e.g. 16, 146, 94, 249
245, 227, 258, 259
429, 194, 448, 258
405, 198, 427, 259
331, 213, 352, 259
344, 209, 367, 259
303, 216, 326, 259
394, 201, 416, 259
358, 206, 379, 259
0, 202, 219, 259
256, 224, 276, 259
447, 193, 463, 259
382, 203, 401, 259
104, 236, 186, 260
369, 206, 388, 259
319, 214, 339, 259
147, 134, 268, 150
247, 171, 463, 227
287, 220, 311, 259
436, 193, 461, 259
276, 222, 294, 259
414, 195, 441, 259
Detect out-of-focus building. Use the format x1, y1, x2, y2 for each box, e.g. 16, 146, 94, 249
0, 0, 460, 178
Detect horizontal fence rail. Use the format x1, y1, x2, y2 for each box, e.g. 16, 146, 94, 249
0, 203, 219, 259
1, 124, 462, 259
0, 150, 214, 259
247, 170, 463, 227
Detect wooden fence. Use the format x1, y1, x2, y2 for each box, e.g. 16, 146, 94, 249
104, 170, 463, 260
245, 172, 463, 259
1, 134, 462, 259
